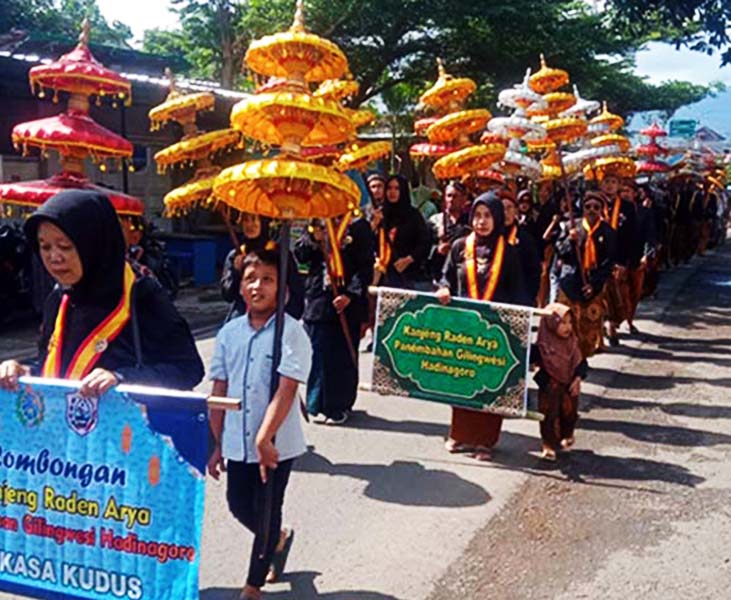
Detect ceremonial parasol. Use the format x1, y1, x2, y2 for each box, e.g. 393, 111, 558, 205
214, 2, 361, 557
498, 70, 546, 111
12, 112, 133, 163
591, 133, 631, 153
526, 92, 576, 118
419, 58, 477, 111
335, 141, 392, 173
589, 102, 624, 133
529, 54, 569, 94
313, 78, 359, 102
153, 129, 242, 173
426, 109, 492, 144
432, 143, 507, 180
149, 71, 242, 222
414, 116, 439, 136
584, 156, 637, 180
28, 20, 131, 105
1, 18, 143, 219
409, 142, 457, 159
342, 108, 375, 130
559, 85, 600, 118
0, 172, 143, 217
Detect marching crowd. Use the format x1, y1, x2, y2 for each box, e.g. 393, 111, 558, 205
0, 164, 727, 597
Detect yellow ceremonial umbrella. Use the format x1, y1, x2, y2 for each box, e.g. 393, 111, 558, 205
432, 143, 506, 180
335, 141, 392, 173
529, 54, 569, 94
419, 58, 477, 111
426, 109, 492, 144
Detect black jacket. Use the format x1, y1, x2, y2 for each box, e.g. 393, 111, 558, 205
23, 190, 204, 390
37, 275, 204, 389
507, 223, 541, 304
295, 217, 374, 323
556, 220, 616, 302
440, 236, 529, 306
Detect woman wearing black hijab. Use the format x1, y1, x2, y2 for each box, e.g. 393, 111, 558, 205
436, 191, 528, 460
220, 212, 304, 322
373, 174, 431, 289
0, 190, 204, 394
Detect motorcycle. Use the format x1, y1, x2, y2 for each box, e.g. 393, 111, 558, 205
127, 221, 179, 300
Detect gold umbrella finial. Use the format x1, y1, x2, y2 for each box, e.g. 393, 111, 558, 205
437, 57, 446, 78
292, 0, 306, 32
539, 53, 547, 69
79, 17, 91, 47
602, 100, 608, 112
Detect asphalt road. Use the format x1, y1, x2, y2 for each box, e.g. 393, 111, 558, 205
1, 244, 730, 599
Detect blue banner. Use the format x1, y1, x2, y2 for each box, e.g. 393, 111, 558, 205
0, 378, 208, 600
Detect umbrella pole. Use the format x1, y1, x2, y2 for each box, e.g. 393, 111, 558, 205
257, 220, 291, 560
557, 142, 588, 286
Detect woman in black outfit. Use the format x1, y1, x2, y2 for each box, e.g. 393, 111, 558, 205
436, 192, 528, 461
220, 213, 304, 322
0, 190, 204, 394
295, 215, 374, 424
373, 174, 431, 290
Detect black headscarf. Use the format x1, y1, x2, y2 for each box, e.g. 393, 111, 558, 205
241, 215, 271, 251
470, 191, 505, 248
383, 174, 412, 228
24, 190, 126, 307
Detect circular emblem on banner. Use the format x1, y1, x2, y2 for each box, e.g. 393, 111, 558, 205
95, 339, 108, 353
16, 386, 45, 428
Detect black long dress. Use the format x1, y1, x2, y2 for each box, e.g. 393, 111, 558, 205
24, 190, 204, 390
378, 175, 431, 289
295, 217, 374, 418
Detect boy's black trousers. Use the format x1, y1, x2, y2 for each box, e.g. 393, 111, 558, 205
226, 458, 295, 587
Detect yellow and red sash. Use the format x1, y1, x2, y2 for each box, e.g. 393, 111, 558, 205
464, 232, 505, 301
606, 198, 621, 230
582, 218, 600, 271
507, 224, 519, 246
325, 212, 353, 281
375, 226, 393, 274
42, 263, 136, 380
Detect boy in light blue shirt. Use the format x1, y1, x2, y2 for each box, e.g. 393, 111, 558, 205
208, 248, 312, 600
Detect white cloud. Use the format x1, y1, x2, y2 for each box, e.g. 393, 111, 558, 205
635, 42, 731, 85
96, 0, 179, 46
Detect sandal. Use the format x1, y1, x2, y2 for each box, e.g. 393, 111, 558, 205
444, 439, 474, 454
471, 446, 493, 461
560, 437, 575, 451
265, 528, 294, 584
541, 447, 557, 462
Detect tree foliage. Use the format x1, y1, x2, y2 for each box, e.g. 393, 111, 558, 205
606, 0, 731, 65
0, 0, 133, 48
138, 0, 717, 124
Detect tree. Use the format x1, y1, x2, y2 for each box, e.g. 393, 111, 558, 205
606, 0, 731, 65
0, 0, 133, 48
141, 0, 716, 119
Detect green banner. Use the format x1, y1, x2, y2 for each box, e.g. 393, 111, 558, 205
372, 288, 532, 416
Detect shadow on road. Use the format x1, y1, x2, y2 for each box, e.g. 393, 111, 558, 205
582, 391, 731, 420
580, 416, 731, 448
587, 366, 731, 391
554, 448, 705, 487
201, 571, 403, 599
341, 410, 447, 438
295, 448, 490, 508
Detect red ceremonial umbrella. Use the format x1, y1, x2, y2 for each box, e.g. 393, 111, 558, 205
0, 172, 143, 216
12, 111, 133, 162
